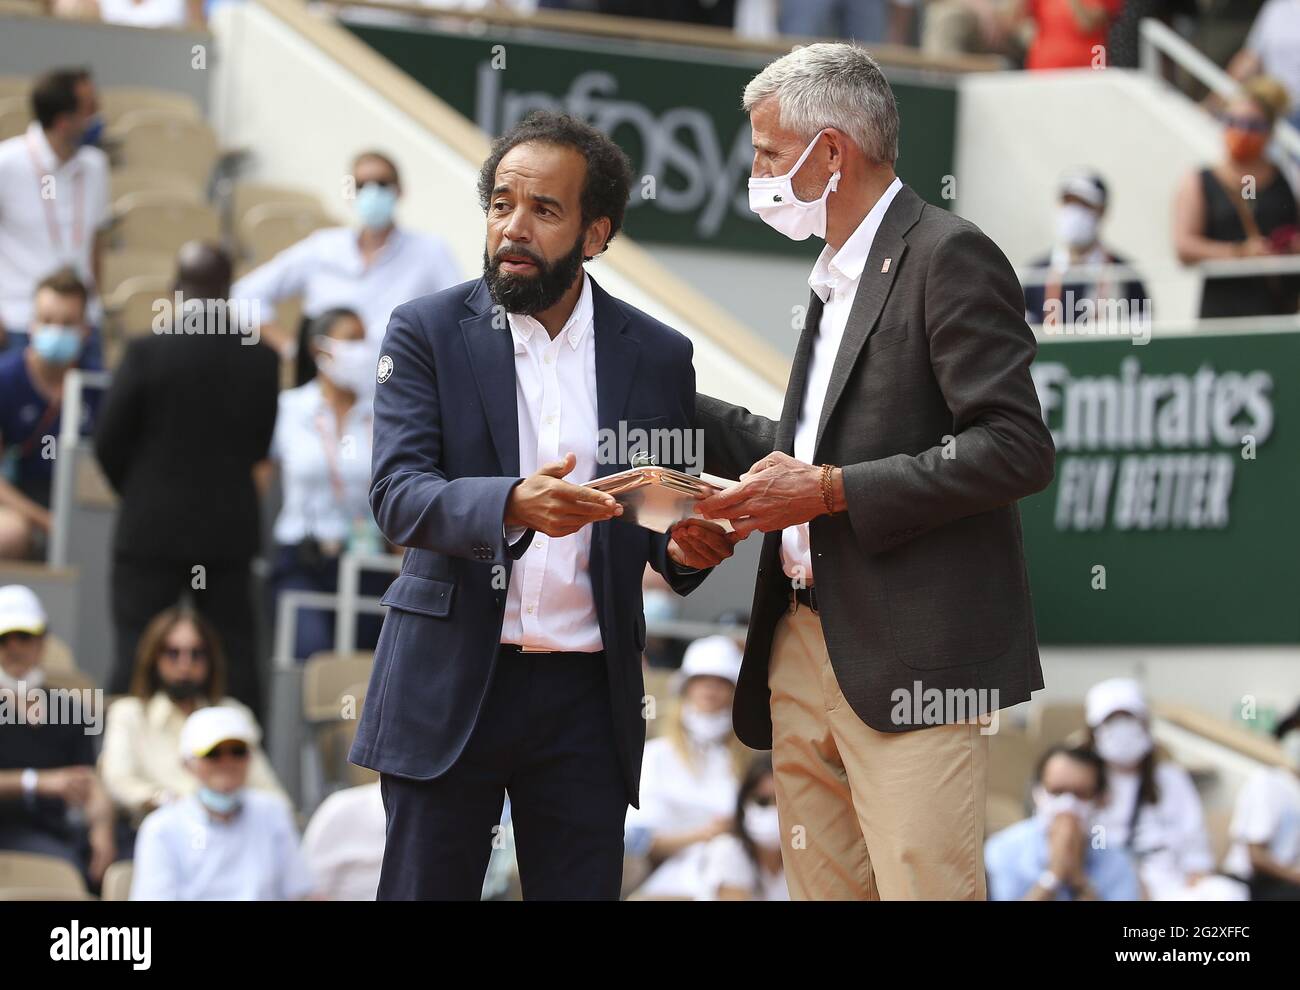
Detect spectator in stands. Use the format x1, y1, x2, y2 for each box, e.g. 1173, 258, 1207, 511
625, 635, 745, 899
300, 781, 385, 900
0, 68, 109, 346
985, 744, 1142, 900
697, 754, 788, 900
597, 0, 736, 28
231, 150, 461, 377
1225, 702, 1300, 900
0, 584, 116, 885
1173, 76, 1300, 319
1228, 0, 1300, 129
263, 307, 389, 662
129, 706, 315, 900
922, 0, 1025, 59
99, 605, 286, 826
1022, 171, 1149, 330
1083, 678, 1247, 900
1012, 0, 1124, 70
95, 243, 279, 717
0, 269, 98, 561
773, 0, 918, 45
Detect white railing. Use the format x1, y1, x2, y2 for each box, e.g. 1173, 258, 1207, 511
48, 368, 113, 568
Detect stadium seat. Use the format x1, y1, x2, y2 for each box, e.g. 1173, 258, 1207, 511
0, 98, 26, 141
302, 652, 374, 724
109, 111, 219, 188
987, 726, 1038, 803
110, 168, 204, 209
100, 248, 177, 298
111, 192, 220, 256
1029, 702, 1088, 748
0, 887, 96, 901
100, 86, 200, 126
0, 75, 31, 102
0, 851, 87, 895
104, 274, 172, 345
100, 861, 134, 902
229, 182, 323, 234
41, 632, 80, 677
238, 202, 334, 266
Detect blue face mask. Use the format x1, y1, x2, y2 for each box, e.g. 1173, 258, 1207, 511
197, 786, 243, 815
80, 115, 104, 148
31, 324, 83, 365
355, 182, 397, 230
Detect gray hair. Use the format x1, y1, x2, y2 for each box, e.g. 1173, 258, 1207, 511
742, 43, 899, 165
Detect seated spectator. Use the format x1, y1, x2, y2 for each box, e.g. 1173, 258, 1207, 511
1225, 703, 1300, 901
301, 782, 384, 900
0, 269, 99, 560
922, 0, 1025, 60
1084, 678, 1246, 900
264, 307, 389, 661
99, 605, 286, 825
0, 585, 115, 885
1228, 0, 1300, 130
1015, 0, 1124, 71
773, 0, 916, 45
231, 150, 461, 373
697, 754, 788, 901
1173, 76, 1300, 319
130, 706, 315, 900
985, 744, 1141, 900
0, 68, 109, 347
1022, 171, 1149, 331
626, 635, 744, 899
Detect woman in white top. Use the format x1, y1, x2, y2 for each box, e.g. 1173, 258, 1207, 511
1226, 704, 1300, 900
263, 307, 391, 660
626, 636, 747, 899
1084, 678, 1246, 900
698, 754, 788, 901
99, 605, 286, 825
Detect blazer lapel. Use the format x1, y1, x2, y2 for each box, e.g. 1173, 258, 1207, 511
459, 278, 520, 477
813, 184, 923, 458
590, 276, 638, 480
774, 290, 822, 455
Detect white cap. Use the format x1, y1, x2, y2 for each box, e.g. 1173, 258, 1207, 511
179, 706, 260, 759
0, 585, 47, 637
677, 635, 742, 691
1085, 677, 1148, 727
1059, 170, 1107, 210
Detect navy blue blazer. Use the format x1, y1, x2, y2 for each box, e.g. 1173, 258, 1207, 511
349, 275, 709, 806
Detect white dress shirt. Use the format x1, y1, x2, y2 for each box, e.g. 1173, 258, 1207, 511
269, 380, 374, 546
499, 273, 603, 653
1226, 765, 1300, 878
0, 122, 110, 330
231, 225, 461, 345
300, 782, 385, 901
781, 176, 902, 583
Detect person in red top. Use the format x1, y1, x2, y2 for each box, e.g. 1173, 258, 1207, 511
1017, 0, 1125, 70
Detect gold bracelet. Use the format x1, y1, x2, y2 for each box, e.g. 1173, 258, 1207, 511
819, 463, 837, 515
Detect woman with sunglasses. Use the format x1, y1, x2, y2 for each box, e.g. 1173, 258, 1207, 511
99, 605, 286, 826
1174, 75, 1300, 319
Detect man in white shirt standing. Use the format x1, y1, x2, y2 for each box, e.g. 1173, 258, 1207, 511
0, 68, 110, 348
350, 110, 737, 900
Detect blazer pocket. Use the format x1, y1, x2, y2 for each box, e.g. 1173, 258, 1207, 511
866, 322, 908, 354
380, 573, 455, 618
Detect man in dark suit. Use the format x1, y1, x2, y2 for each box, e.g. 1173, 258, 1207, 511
95, 242, 279, 716
349, 111, 731, 900
692, 43, 1056, 900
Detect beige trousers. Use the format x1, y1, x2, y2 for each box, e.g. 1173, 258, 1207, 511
768, 604, 989, 900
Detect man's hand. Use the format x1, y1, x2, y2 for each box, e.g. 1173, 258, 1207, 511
667, 518, 743, 569
504, 451, 622, 539
694, 451, 842, 538
35, 767, 96, 807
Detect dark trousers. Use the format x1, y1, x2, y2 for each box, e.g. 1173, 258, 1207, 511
269, 544, 388, 661
110, 554, 261, 719
377, 647, 628, 900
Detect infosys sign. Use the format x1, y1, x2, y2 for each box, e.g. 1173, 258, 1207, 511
1020, 331, 1299, 644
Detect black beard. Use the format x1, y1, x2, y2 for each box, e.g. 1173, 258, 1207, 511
483, 236, 586, 316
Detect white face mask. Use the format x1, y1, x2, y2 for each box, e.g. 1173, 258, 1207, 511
743, 802, 782, 850
1056, 202, 1100, 250
1033, 787, 1094, 828
1281, 730, 1300, 771
747, 130, 841, 242
1093, 716, 1152, 767
317, 337, 377, 400
680, 705, 732, 744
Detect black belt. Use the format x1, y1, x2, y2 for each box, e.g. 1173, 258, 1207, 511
791, 586, 819, 613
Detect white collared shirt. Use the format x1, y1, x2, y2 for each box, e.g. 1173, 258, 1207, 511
499, 273, 603, 653
781, 176, 903, 583
231, 225, 462, 344
269, 380, 374, 545
0, 123, 110, 329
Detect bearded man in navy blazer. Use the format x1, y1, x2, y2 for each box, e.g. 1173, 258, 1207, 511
349, 111, 738, 900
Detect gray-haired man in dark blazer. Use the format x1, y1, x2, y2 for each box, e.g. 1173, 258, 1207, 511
685, 43, 1056, 900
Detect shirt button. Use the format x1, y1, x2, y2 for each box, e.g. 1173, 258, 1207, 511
526, 605, 535, 614
544, 354, 553, 364
533, 541, 542, 550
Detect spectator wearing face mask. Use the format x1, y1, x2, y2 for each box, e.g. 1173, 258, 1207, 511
231, 150, 462, 370
985, 744, 1141, 900
99, 605, 286, 828
1022, 171, 1149, 330
262, 307, 390, 661
0, 268, 98, 560
130, 706, 315, 900
625, 635, 746, 899
1084, 678, 1246, 901
1173, 76, 1300, 319
1225, 702, 1300, 901
698, 754, 788, 901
